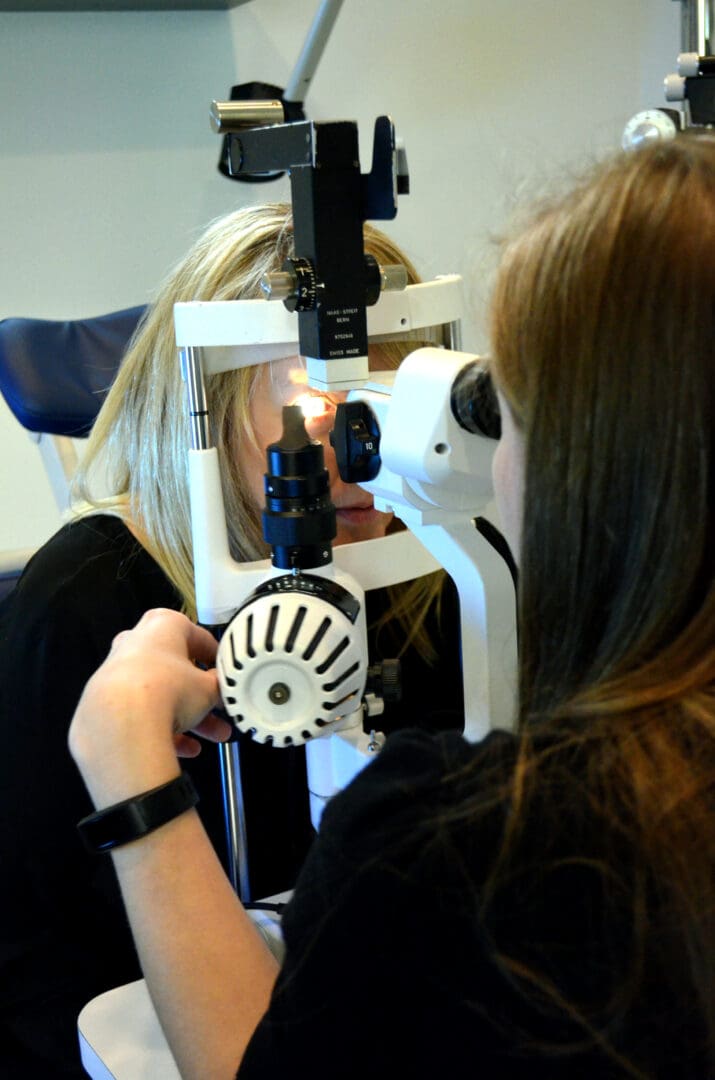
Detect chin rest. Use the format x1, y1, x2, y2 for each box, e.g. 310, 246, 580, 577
0, 306, 146, 437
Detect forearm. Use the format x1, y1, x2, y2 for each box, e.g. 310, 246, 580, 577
73, 727, 279, 1077
68, 613, 280, 1079
110, 809, 279, 1080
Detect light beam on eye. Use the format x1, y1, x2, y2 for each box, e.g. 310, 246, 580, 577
293, 393, 331, 421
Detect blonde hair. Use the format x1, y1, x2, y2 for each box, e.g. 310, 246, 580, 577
74, 203, 444, 657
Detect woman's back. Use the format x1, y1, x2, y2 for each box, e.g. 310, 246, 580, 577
238, 713, 714, 1078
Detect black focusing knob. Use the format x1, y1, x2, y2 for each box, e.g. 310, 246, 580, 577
366, 658, 402, 704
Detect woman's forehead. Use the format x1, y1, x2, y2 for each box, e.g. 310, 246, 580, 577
265, 355, 305, 392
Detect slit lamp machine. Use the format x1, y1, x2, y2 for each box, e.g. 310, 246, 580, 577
174, 105, 517, 899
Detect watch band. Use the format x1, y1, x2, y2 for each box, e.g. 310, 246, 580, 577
77, 773, 199, 855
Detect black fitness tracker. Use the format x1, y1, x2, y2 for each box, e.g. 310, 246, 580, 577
77, 773, 199, 855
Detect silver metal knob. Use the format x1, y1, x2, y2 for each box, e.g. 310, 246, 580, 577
379, 263, 408, 292
260, 271, 297, 302
210, 99, 285, 134
664, 74, 686, 102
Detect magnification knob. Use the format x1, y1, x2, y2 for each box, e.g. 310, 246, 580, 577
260, 258, 317, 312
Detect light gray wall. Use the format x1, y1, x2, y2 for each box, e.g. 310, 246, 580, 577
0, 0, 680, 553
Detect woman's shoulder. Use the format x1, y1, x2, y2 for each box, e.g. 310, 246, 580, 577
1, 514, 178, 628
0, 513, 181, 711
14, 515, 156, 587
335, 726, 516, 820
20, 514, 137, 575
298, 723, 611, 901
297, 727, 520, 894
335, 726, 516, 805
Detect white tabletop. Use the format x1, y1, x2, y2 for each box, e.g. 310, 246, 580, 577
78, 978, 179, 1080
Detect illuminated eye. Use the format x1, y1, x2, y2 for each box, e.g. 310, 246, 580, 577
293, 393, 332, 422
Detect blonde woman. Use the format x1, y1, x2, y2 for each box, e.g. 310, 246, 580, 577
0, 205, 464, 1078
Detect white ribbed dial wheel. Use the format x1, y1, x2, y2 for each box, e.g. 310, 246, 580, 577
217, 586, 366, 746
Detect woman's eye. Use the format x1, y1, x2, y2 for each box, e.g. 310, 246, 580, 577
292, 393, 335, 433
293, 393, 329, 419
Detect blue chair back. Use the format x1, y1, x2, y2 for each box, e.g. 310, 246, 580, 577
0, 305, 146, 437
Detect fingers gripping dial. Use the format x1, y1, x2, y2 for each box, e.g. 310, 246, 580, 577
216, 574, 367, 747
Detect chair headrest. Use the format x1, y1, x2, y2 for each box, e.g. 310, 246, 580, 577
0, 305, 146, 436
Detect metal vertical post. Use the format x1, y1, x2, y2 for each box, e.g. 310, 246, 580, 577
678, 0, 715, 54
181, 344, 252, 901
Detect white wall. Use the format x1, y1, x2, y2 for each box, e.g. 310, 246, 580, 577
0, 0, 680, 553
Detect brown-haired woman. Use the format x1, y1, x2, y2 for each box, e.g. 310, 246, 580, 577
70, 138, 715, 1078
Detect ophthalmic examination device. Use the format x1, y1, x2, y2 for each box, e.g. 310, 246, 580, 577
76, 102, 519, 1080
177, 102, 519, 899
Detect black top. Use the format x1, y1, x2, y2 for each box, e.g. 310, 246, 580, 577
0, 515, 464, 1077
238, 728, 705, 1079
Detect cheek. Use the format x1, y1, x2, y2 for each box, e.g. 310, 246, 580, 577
240, 438, 267, 512
242, 398, 289, 509
491, 439, 523, 560
491, 439, 507, 502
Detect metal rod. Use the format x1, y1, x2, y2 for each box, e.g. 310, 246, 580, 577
680, 0, 715, 54
284, 0, 346, 103
181, 343, 252, 899
703, 0, 712, 53
447, 320, 463, 352
180, 346, 212, 451
219, 742, 252, 901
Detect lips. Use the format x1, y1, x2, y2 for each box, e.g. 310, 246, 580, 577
335, 505, 381, 524
333, 500, 374, 513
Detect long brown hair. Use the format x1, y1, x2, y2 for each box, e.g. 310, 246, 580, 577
485, 138, 715, 1071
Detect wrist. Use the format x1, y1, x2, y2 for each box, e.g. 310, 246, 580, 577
77, 773, 200, 854
70, 684, 180, 809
